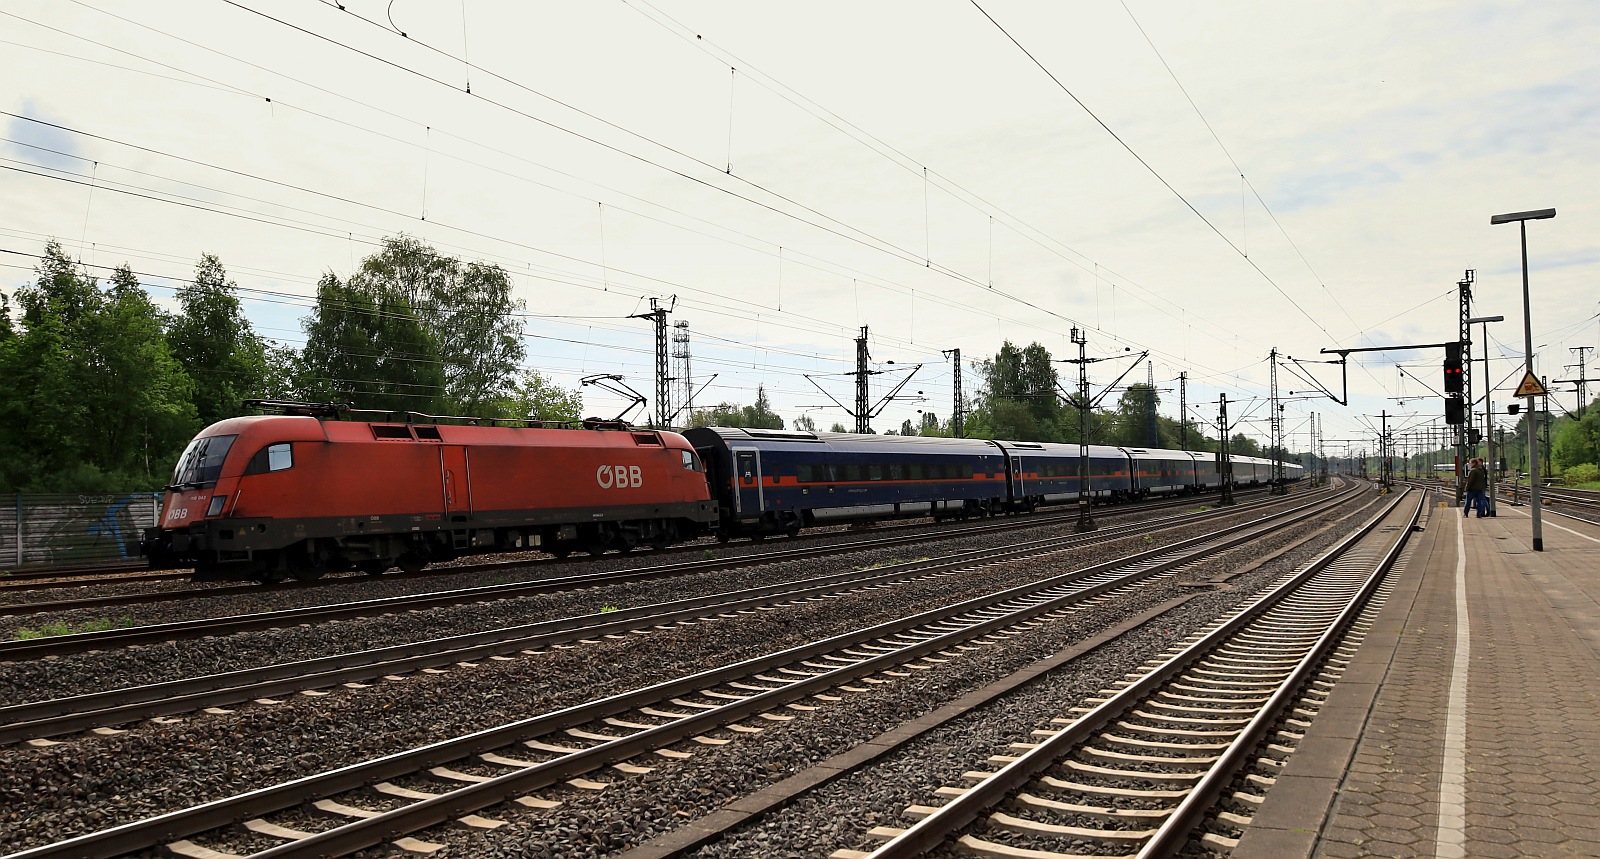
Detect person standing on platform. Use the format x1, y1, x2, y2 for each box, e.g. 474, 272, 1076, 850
1464, 457, 1489, 518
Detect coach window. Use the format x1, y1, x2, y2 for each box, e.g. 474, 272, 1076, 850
868, 464, 884, 481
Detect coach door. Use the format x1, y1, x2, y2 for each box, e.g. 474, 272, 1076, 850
1009, 456, 1025, 497
733, 449, 763, 516
440, 446, 473, 520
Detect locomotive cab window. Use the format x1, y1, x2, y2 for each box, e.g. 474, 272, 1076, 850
681, 449, 702, 471
245, 443, 294, 475
169, 434, 237, 488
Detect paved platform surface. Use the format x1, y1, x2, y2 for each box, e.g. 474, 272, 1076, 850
1235, 495, 1600, 859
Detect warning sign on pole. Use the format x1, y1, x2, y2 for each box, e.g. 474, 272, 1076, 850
1513, 370, 1548, 398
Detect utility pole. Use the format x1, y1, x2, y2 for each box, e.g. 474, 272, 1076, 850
1309, 413, 1317, 484
1559, 345, 1594, 416
1179, 371, 1188, 450
1218, 393, 1235, 506
1269, 347, 1287, 494
1542, 376, 1552, 478
671, 320, 692, 424
629, 297, 674, 428
1146, 361, 1158, 447
1456, 270, 1474, 506
1056, 330, 1148, 532
1071, 328, 1095, 531
806, 326, 923, 435
854, 326, 871, 433
1380, 410, 1392, 491
942, 348, 964, 438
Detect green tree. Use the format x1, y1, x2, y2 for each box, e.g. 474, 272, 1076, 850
791, 413, 816, 432
829, 422, 849, 433
500, 369, 583, 422
1115, 383, 1161, 446
1229, 432, 1263, 457
971, 341, 1065, 442
300, 272, 446, 413
1552, 408, 1599, 469
167, 254, 269, 426
346, 235, 525, 415
687, 385, 784, 429
0, 243, 195, 490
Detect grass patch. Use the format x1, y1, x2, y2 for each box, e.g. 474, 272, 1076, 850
600, 605, 620, 613
852, 556, 930, 572
16, 617, 136, 640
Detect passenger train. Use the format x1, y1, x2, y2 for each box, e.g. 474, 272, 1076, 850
143, 402, 1302, 582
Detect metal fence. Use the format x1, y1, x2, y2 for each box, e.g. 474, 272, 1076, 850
1, 493, 163, 570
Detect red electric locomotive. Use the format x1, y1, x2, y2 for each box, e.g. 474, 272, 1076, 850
144, 402, 718, 582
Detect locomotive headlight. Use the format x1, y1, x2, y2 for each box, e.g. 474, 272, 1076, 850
206, 495, 227, 517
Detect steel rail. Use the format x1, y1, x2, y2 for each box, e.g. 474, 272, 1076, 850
2, 485, 1358, 859
0, 488, 1313, 661
0, 486, 1355, 740
862, 487, 1415, 859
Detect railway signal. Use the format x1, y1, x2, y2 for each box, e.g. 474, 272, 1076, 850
1443, 341, 1464, 394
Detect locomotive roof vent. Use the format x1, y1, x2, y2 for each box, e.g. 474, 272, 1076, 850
372, 425, 415, 440
631, 432, 662, 446
1010, 442, 1044, 449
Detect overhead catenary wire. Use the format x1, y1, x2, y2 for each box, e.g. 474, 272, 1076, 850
236, 0, 1284, 388
6, 2, 1344, 425
12, 2, 1288, 401
620, 0, 1280, 362
968, 1, 1368, 362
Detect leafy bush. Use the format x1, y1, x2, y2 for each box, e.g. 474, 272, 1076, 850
1562, 463, 1599, 487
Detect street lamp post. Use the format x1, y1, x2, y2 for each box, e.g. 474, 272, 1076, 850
1490, 207, 1555, 550
1468, 314, 1505, 515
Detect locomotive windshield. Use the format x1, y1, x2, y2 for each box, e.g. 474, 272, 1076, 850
169, 434, 237, 489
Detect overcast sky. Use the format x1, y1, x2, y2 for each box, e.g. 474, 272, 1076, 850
3, 0, 1596, 454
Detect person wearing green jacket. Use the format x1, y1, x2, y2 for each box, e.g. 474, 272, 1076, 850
1464, 458, 1489, 518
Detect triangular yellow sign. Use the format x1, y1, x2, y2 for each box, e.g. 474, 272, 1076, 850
1513, 370, 1548, 398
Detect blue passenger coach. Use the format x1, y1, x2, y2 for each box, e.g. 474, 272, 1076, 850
684, 427, 1007, 539
684, 426, 1304, 541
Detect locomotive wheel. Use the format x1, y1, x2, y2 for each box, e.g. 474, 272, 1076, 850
549, 547, 572, 559
396, 553, 426, 574
359, 561, 389, 576
582, 541, 608, 556
649, 531, 671, 550
715, 531, 731, 544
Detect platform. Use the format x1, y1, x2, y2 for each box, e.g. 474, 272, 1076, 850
1234, 496, 1600, 859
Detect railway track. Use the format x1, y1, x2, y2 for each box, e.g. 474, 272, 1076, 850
0, 484, 1357, 743
3, 483, 1364, 859
0, 488, 1277, 598
841, 487, 1420, 859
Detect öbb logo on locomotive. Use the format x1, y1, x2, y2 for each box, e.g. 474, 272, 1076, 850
596, 464, 643, 489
